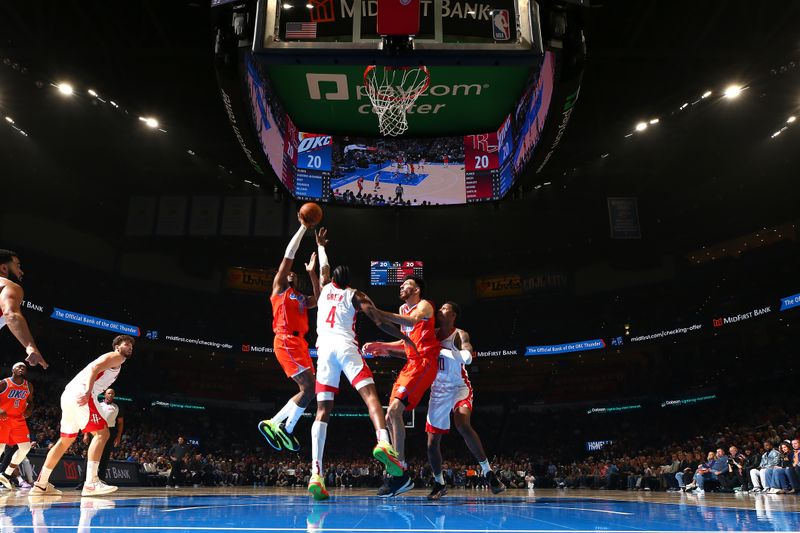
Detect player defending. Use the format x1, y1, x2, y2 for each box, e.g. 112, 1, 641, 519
31, 335, 135, 496
259, 215, 321, 453
426, 301, 505, 500
0, 250, 48, 369
0, 362, 35, 489
307, 229, 414, 500
363, 276, 441, 496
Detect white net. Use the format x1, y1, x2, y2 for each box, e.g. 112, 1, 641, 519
364, 65, 430, 137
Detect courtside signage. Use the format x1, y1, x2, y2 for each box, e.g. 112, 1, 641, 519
50, 308, 140, 337
525, 339, 605, 356
780, 292, 800, 311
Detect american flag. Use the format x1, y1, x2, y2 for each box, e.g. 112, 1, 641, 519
285, 22, 317, 39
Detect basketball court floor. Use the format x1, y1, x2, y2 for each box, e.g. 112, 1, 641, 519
2, 488, 799, 532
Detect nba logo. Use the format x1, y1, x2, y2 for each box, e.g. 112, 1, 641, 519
493, 10, 510, 41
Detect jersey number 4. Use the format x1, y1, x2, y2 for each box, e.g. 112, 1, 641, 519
325, 308, 336, 328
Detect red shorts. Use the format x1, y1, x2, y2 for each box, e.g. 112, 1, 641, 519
0, 416, 30, 445
391, 358, 437, 411
274, 334, 314, 378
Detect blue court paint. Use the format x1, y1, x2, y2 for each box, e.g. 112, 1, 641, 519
4, 494, 800, 532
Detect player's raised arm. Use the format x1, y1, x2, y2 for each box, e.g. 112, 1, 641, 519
305, 252, 320, 308
355, 291, 418, 358
0, 280, 47, 369
378, 299, 434, 328
316, 227, 331, 286
453, 329, 474, 365
273, 214, 310, 296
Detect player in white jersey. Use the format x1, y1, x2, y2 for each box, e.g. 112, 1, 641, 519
0, 249, 47, 369
31, 335, 135, 497
425, 301, 505, 500
306, 229, 416, 500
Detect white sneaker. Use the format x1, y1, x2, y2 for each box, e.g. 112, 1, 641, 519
30, 482, 62, 496
695, 489, 705, 495
82, 480, 118, 496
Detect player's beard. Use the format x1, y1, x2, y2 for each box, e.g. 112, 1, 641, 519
6, 271, 21, 285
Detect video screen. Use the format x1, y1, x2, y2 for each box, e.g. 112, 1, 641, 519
370, 261, 424, 286
245, 52, 555, 207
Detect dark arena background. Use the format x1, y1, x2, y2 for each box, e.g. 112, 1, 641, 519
1, 0, 800, 531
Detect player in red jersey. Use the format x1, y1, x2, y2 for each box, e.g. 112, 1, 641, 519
363, 275, 441, 496
258, 215, 322, 453
0, 249, 47, 369
0, 362, 34, 490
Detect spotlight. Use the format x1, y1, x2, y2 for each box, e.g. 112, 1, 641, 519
139, 116, 159, 128
110, 101, 119, 108
4, 116, 13, 124
649, 118, 660, 124
57, 82, 74, 96
306, 3, 313, 7
635, 122, 647, 132
88, 89, 98, 97
282, 3, 292, 7
679, 103, 689, 110
701, 90, 712, 98
788, 116, 796, 123
723, 85, 742, 99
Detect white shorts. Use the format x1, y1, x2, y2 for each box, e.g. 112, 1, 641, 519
59, 389, 107, 437
315, 341, 374, 400
425, 381, 473, 434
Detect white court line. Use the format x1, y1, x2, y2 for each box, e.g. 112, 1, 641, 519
491, 504, 633, 516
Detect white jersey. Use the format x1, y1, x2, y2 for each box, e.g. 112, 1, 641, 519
433, 330, 470, 388
65, 361, 122, 398
0, 286, 6, 330
316, 283, 358, 347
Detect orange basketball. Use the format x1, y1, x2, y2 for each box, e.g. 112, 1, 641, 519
299, 202, 323, 227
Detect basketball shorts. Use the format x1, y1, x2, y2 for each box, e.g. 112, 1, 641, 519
425, 380, 474, 434
274, 334, 314, 378
0, 416, 30, 445
315, 341, 374, 400
391, 358, 437, 411
59, 390, 107, 437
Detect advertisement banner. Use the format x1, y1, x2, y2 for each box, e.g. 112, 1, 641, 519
476, 272, 568, 298
27, 455, 141, 487
226, 267, 276, 293
50, 308, 140, 337
780, 292, 800, 312
629, 323, 702, 343
525, 339, 605, 356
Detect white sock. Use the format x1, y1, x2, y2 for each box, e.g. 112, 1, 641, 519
271, 400, 295, 424
86, 460, 100, 483
401, 460, 407, 469
284, 402, 306, 433
479, 460, 491, 475
434, 473, 445, 485
37, 466, 53, 485
3, 466, 13, 476
376, 429, 390, 443
311, 421, 328, 476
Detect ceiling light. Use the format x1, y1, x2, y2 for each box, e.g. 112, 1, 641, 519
306, 3, 313, 7
679, 103, 689, 110
649, 118, 660, 124
282, 3, 292, 7
635, 122, 647, 131
110, 101, 119, 108
788, 116, 796, 123
139, 116, 159, 128
88, 89, 98, 97
701, 90, 712, 98
57, 83, 74, 96
723, 85, 742, 98
4, 116, 13, 124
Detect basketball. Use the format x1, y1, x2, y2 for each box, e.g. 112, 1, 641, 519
299, 202, 323, 227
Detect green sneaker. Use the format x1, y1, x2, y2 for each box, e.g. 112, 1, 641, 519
257, 420, 283, 451
308, 474, 329, 501
280, 423, 301, 452
372, 440, 404, 477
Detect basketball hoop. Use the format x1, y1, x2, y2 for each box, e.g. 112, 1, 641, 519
364, 65, 430, 137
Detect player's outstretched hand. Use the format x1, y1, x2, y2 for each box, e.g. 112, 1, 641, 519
25, 348, 49, 369
316, 227, 329, 247
363, 342, 388, 357
305, 252, 317, 273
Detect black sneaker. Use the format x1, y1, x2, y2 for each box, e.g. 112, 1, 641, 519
427, 482, 448, 501
0, 473, 15, 490
279, 423, 301, 452
486, 470, 506, 495
376, 476, 392, 496
381, 472, 414, 497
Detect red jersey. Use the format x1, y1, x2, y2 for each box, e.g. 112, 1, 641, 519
0, 378, 31, 418
270, 287, 309, 336
401, 299, 440, 362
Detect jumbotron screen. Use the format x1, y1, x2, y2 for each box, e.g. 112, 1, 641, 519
245, 52, 555, 206
370, 261, 423, 286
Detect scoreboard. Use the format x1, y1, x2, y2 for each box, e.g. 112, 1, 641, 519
370, 261, 424, 286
